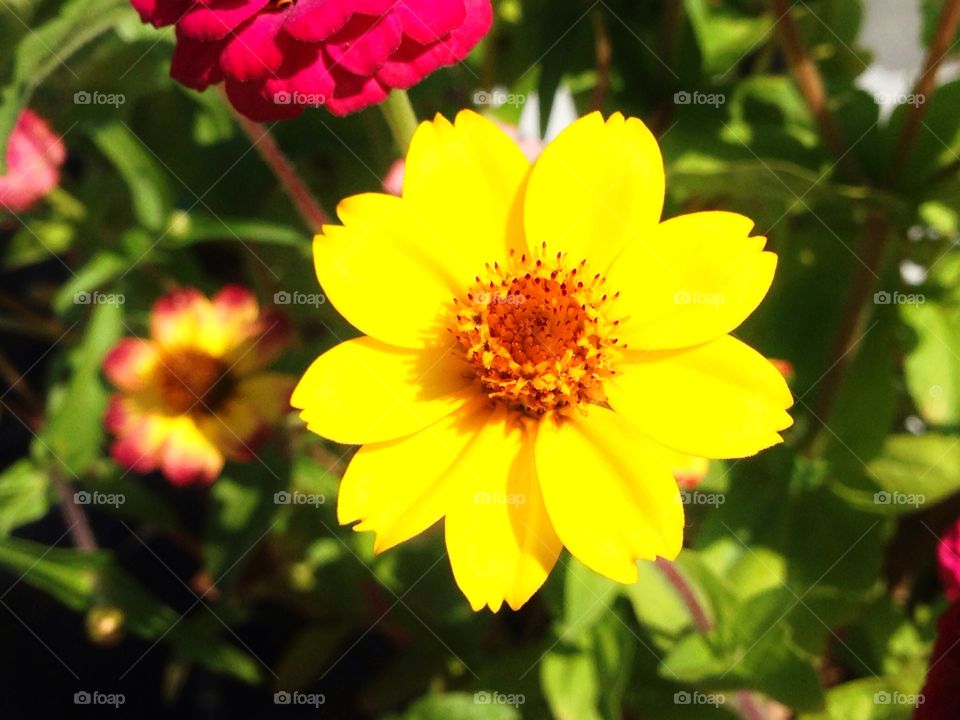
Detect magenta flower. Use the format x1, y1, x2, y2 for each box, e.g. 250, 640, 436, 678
0, 110, 66, 214
938, 517, 960, 601
130, 0, 493, 121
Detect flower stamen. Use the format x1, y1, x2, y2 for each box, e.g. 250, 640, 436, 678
453, 244, 624, 418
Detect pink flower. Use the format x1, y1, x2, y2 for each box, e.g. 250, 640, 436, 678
916, 603, 960, 719
103, 285, 294, 485
938, 518, 960, 601
130, 0, 493, 121
0, 110, 66, 214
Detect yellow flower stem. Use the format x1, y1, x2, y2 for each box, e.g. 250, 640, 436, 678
379, 89, 419, 153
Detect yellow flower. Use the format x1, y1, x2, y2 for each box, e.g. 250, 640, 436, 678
292, 111, 793, 611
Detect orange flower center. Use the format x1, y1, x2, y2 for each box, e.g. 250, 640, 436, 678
155, 349, 234, 415
453, 245, 624, 418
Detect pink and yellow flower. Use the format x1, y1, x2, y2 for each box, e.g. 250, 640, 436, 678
130, 0, 492, 120
0, 110, 66, 214
103, 286, 294, 485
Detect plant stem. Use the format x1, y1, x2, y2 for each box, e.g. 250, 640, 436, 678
380, 89, 420, 153
768, 0, 861, 180
890, 0, 960, 180
225, 101, 329, 232
655, 558, 768, 720
51, 472, 97, 552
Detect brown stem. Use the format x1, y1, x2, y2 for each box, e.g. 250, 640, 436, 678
656, 559, 768, 719
0, 350, 43, 416
769, 0, 860, 179
656, 557, 711, 632
226, 103, 330, 232
890, 0, 960, 179
591, 8, 612, 111
52, 472, 98, 552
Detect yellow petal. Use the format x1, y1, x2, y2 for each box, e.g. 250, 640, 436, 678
607, 335, 794, 459
444, 411, 561, 612
524, 112, 664, 271
607, 211, 776, 350
338, 399, 493, 553
403, 110, 530, 269
535, 405, 684, 583
292, 336, 476, 445
314, 194, 462, 349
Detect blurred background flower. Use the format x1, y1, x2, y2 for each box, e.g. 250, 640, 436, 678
0, 110, 65, 214
104, 285, 293, 484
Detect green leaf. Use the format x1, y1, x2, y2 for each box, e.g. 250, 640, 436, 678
3, 220, 74, 270
0, 460, 50, 535
52, 252, 127, 316
39, 301, 122, 476
867, 433, 960, 510
558, 557, 621, 643
625, 560, 695, 644
0, 536, 261, 683
205, 456, 286, 588
163, 212, 308, 249
684, 0, 774, 76
390, 692, 521, 720
90, 120, 174, 231
0, 0, 131, 172
799, 677, 924, 720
